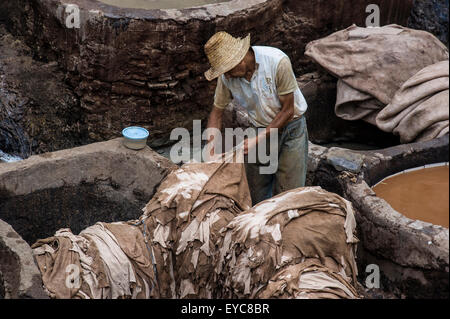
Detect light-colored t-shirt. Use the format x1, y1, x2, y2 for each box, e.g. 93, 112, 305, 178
213, 46, 307, 127
214, 57, 298, 108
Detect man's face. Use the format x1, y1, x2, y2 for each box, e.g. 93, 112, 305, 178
225, 59, 247, 79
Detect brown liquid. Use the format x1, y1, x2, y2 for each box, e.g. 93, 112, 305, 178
98, 0, 230, 10
372, 166, 449, 228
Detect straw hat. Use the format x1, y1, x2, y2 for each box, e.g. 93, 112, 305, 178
204, 31, 251, 81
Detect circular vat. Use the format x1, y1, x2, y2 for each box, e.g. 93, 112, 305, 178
0, 0, 281, 149
0, 139, 175, 246
334, 135, 449, 298
97, 0, 231, 10
372, 164, 448, 229
0, 0, 413, 151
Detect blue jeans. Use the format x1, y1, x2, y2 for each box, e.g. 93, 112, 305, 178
245, 117, 309, 206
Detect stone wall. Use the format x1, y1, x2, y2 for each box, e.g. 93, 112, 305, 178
0, 219, 48, 299
0, 0, 414, 150
305, 134, 449, 298
408, 0, 449, 47
0, 25, 90, 159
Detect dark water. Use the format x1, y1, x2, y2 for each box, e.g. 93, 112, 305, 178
0, 149, 22, 162
98, 0, 230, 10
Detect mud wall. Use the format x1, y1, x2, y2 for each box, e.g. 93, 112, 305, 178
303, 134, 449, 298
0, 219, 48, 299
0, 0, 415, 150
408, 0, 449, 47
0, 25, 90, 159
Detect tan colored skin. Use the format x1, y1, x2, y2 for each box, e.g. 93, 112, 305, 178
207, 48, 295, 155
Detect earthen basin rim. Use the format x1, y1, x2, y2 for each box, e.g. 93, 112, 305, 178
370, 162, 449, 230
371, 162, 449, 188
60, 0, 271, 21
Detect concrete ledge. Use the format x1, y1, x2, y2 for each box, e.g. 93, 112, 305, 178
0, 138, 177, 244
332, 135, 449, 298
0, 137, 177, 198
302, 133, 448, 298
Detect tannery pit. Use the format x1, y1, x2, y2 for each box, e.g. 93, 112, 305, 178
0, 0, 448, 302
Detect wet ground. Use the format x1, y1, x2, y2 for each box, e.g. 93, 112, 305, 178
0, 26, 89, 161
0, 149, 21, 163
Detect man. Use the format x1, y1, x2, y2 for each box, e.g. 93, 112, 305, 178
204, 31, 309, 205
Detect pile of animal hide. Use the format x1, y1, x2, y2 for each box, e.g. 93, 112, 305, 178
32, 152, 252, 299
305, 24, 449, 143
138, 153, 252, 298
213, 187, 360, 299
32, 151, 361, 299
32, 222, 158, 299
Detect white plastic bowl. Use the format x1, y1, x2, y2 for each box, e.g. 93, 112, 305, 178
122, 126, 149, 150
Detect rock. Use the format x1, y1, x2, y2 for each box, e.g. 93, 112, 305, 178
0, 25, 90, 159
408, 0, 449, 47
326, 147, 365, 173
0, 219, 48, 299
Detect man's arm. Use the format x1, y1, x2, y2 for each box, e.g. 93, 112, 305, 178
266, 92, 295, 131
244, 92, 294, 154
207, 105, 224, 131
206, 105, 224, 139
244, 56, 298, 154
208, 75, 231, 132
206, 76, 231, 157
205, 106, 224, 158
